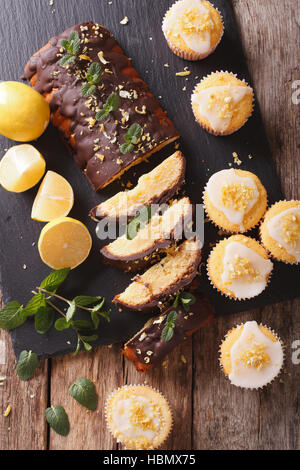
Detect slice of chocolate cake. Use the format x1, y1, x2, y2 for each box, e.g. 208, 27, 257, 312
24, 22, 179, 191
123, 291, 215, 372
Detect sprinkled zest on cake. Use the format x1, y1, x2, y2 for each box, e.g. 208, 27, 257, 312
205, 86, 239, 120
129, 401, 158, 432
225, 254, 262, 285
221, 183, 255, 212
280, 212, 300, 247
237, 342, 270, 371
180, 7, 214, 36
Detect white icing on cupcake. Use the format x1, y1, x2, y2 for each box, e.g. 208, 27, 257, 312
206, 169, 259, 231
192, 84, 252, 133
221, 241, 273, 299
162, 0, 213, 54
229, 321, 283, 389
267, 206, 300, 262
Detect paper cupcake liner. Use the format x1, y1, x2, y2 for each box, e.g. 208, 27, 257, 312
202, 185, 268, 235
218, 322, 285, 390
191, 71, 255, 136
105, 384, 173, 450
162, 1, 224, 61
206, 236, 273, 301
259, 199, 300, 265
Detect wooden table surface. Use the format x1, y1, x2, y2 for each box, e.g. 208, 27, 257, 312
1, 0, 299, 451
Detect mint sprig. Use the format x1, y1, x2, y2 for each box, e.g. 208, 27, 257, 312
17, 350, 39, 381
69, 378, 98, 411
161, 310, 178, 342
126, 205, 152, 240
179, 292, 196, 312
81, 62, 102, 97
60, 31, 80, 67
0, 268, 111, 356
120, 123, 142, 154
96, 92, 119, 121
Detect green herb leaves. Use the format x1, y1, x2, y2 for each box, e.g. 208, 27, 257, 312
96, 92, 119, 121
0, 301, 25, 330
126, 206, 152, 240
81, 62, 103, 97
0, 268, 110, 355
45, 405, 70, 436
17, 350, 39, 381
120, 123, 143, 154
69, 378, 98, 410
60, 31, 80, 67
179, 292, 196, 312
161, 310, 178, 342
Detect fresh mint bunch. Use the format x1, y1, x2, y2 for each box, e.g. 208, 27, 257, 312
96, 92, 119, 121
120, 123, 142, 154
81, 62, 103, 97
60, 31, 81, 67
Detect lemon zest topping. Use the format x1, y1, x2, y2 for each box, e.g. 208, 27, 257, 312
226, 254, 262, 284
180, 8, 214, 37
221, 183, 255, 212
237, 343, 270, 370
280, 212, 300, 247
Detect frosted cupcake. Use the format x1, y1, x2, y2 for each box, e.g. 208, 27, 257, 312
162, 0, 224, 61
105, 385, 172, 450
207, 235, 273, 300
219, 320, 284, 389
260, 200, 300, 264
204, 168, 267, 233
191, 71, 254, 135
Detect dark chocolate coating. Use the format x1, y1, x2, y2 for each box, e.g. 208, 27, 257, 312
24, 22, 179, 190
123, 292, 215, 371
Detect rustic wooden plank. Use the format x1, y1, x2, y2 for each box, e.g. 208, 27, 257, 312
192, 0, 300, 451
49, 345, 122, 450
0, 328, 48, 450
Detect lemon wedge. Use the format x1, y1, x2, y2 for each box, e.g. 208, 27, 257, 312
0, 144, 46, 193
38, 217, 92, 269
32, 170, 74, 222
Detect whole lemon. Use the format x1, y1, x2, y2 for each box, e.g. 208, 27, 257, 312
0, 81, 50, 142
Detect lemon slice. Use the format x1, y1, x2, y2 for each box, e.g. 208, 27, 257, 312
38, 217, 92, 269
32, 171, 74, 222
0, 144, 46, 193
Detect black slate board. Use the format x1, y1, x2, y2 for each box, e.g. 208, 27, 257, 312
0, 0, 299, 360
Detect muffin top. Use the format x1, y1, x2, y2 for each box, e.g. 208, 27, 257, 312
192, 72, 253, 134
220, 321, 284, 389
208, 235, 273, 299
105, 385, 172, 450
204, 168, 266, 232
162, 0, 223, 55
261, 201, 300, 263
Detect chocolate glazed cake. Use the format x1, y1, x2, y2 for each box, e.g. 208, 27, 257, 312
24, 22, 180, 191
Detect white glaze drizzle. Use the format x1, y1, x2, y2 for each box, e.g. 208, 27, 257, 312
192, 84, 252, 132
206, 168, 259, 231
267, 206, 300, 262
229, 321, 283, 389
221, 241, 273, 299
163, 0, 213, 54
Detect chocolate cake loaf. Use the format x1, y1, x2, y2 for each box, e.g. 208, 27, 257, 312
24, 22, 180, 191
123, 291, 215, 372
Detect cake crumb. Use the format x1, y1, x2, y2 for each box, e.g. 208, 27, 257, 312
3, 405, 11, 417
248, 154, 253, 159
120, 16, 129, 25
181, 354, 187, 364
232, 152, 242, 166
176, 70, 191, 77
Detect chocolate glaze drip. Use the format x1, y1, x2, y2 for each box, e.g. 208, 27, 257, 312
24, 22, 179, 190
124, 291, 215, 370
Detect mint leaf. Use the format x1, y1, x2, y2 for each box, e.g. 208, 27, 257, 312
126, 206, 152, 240
161, 324, 175, 342
83, 342, 92, 352
45, 405, 70, 436
166, 310, 178, 324
73, 338, 81, 356
59, 54, 75, 67
0, 301, 25, 330
17, 350, 39, 381
69, 378, 98, 410
72, 320, 94, 331
23, 293, 46, 318
86, 62, 102, 83
55, 317, 71, 331
180, 292, 196, 312
74, 296, 102, 307
60, 31, 80, 68
81, 82, 96, 97
34, 306, 55, 334
95, 109, 110, 121
40, 268, 70, 294
96, 92, 119, 121
120, 142, 134, 154
173, 292, 180, 308
66, 300, 76, 323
